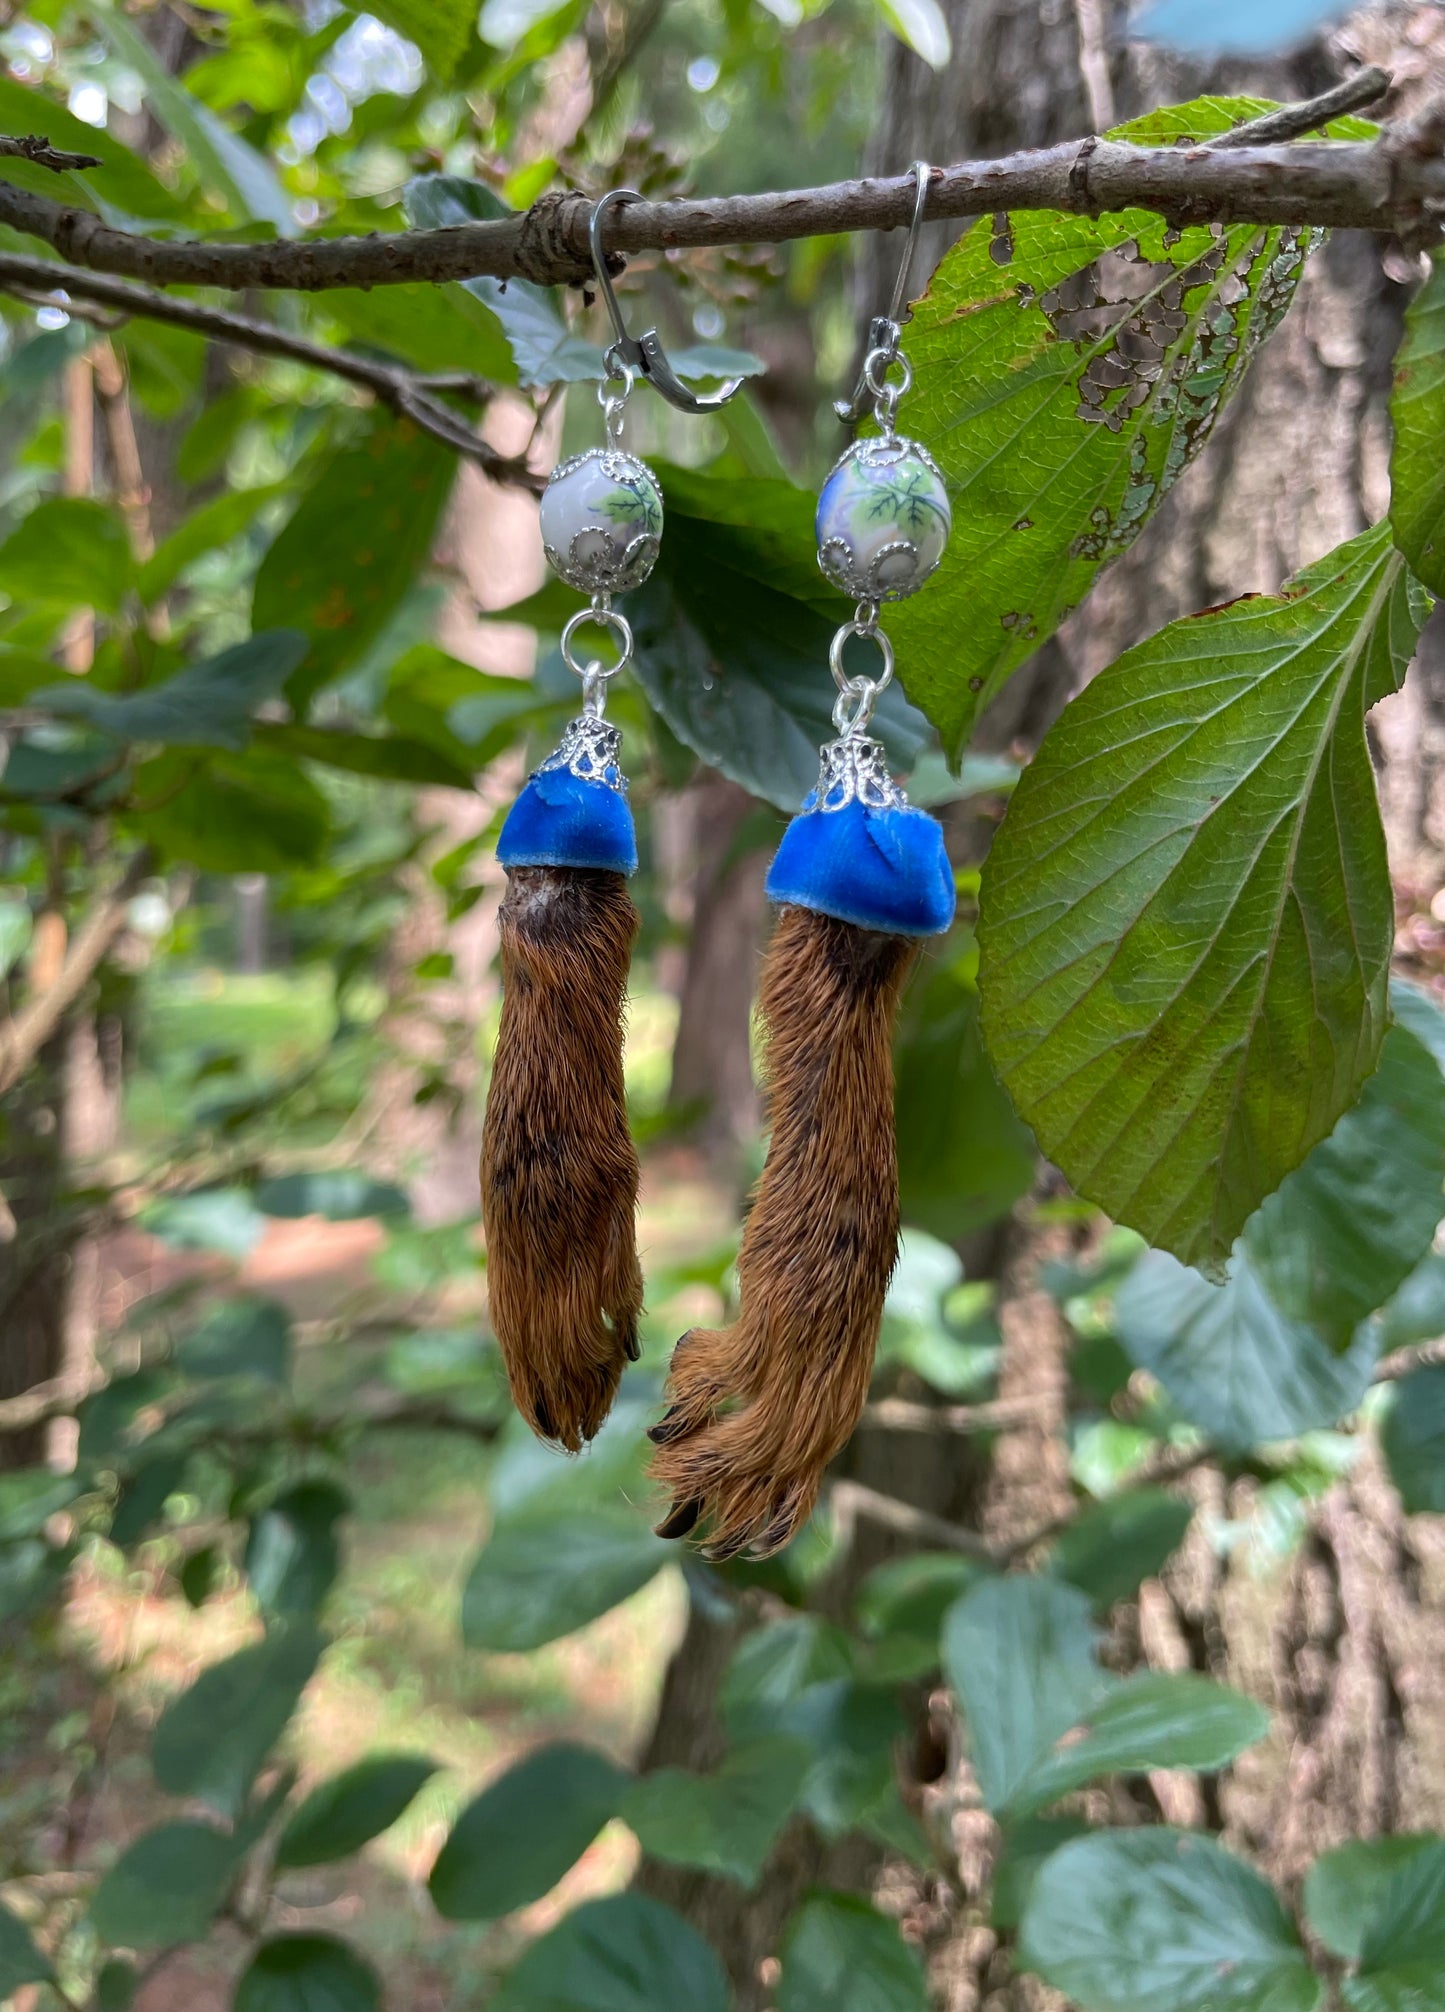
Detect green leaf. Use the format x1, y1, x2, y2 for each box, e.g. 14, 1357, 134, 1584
366, 0, 475, 79
0, 498, 132, 613
0, 77, 183, 220
892, 96, 1320, 757
252, 722, 474, 790
1019, 1828, 1321, 2012
98, 12, 294, 232
894, 934, 1036, 1241
624, 1737, 811, 1888
325, 285, 517, 386
1391, 248, 1445, 593
145, 1188, 269, 1260
774, 1682, 905, 1838
151, 1623, 324, 1818
855, 1552, 981, 1643
1242, 1017, 1445, 1346
137, 485, 288, 603
978, 523, 1425, 1270
0, 1468, 82, 1542
429, 1743, 630, 1921
494, 1894, 730, 2012
245, 1481, 349, 1618
991, 1817, 1090, 1931
1047, 1488, 1194, 1610
89, 1820, 240, 1949
254, 1172, 411, 1221
1115, 1247, 1379, 1449
130, 749, 331, 872
0, 1536, 72, 1623
719, 1616, 855, 1736
276, 1755, 439, 1870
234, 1936, 381, 2012
95, 1958, 138, 2011
177, 1296, 292, 1385
1383, 1366, 1445, 1513
941, 1576, 1109, 1814
461, 1507, 669, 1652
1347, 1837, 1445, 2011
110, 1450, 188, 1547
37, 633, 307, 752
1374, 1250, 1445, 1352
0, 897, 32, 980
0, 1896, 52, 1995
630, 471, 930, 811
1305, 1836, 1443, 1962
779, 1893, 928, 2012
252, 416, 457, 704
1005, 1671, 1268, 1820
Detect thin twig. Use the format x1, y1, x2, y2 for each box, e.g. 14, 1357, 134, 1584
1214, 65, 1389, 147
862, 1394, 1055, 1433
0, 72, 1428, 295
0, 252, 542, 490
0, 132, 102, 172
0, 847, 154, 1096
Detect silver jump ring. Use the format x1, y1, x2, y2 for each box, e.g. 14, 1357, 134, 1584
829, 618, 895, 697
562, 605, 634, 688
864, 347, 912, 400
833, 675, 878, 738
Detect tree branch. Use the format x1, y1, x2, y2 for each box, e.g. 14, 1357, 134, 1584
0, 252, 544, 492
0, 71, 1421, 295
0, 847, 154, 1097
0, 133, 102, 171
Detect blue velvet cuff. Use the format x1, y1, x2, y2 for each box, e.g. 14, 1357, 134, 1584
765, 797, 955, 937
497, 768, 638, 876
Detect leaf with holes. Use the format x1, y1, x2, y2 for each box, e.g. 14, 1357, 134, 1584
892, 96, 1326, 758
977, 523, 1426, 1271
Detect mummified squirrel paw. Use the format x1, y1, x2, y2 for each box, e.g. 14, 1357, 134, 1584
481, 864, 643, 1453
648, 905, 917, 1557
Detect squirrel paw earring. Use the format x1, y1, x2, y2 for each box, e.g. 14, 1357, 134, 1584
482, 191, 742, 1452
650, 164, 956, 1555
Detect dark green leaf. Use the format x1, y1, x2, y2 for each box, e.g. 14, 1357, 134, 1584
1019, 1828, 1320, 2012
624, 1737, 812, 1888
1047, 1489, 1194, 1609
89, 1821, 240, 1949
178, 1296, 292, 1386
151, 1623, 324, 1818
1391, 248, 1445, 594
253, 722, 474, 789
1005, 1671, 1268, 1820
245, 1481, 349, 1618
1347, 1837, 1445, 2011
991, 1817, 1090, 1931
234, 1936, 381, 2012
719, 1616, 855, 1737
1374, 1251, 1445, 1352
110, 1450, 188, 1547
96, 1958, 138, 2011
254, 1172, 411, 1222
895, 936, 1035, 1241
252, 415, 456, 704
1305, 1836, 1443, 1962
276, 1755, 438, 1870
461, 1507, 669, 1652
1115, 1247, 1379, 1449
855, 1552, 981, 1642
37, 633, 307, 752
1383, 1366, 1445, 1514
774, 1681, 905, 1838
892, 96, 1319, 757
779, 1893, 927, 2012
0, 498, 132, 613
494, 1894, 730, 2012
130, 750, 331, 872
0, 1468, 82, 1542
0, 1896, 52, 1994
978, 523, 1425, 1270
0, 1536, 73, 1623
429, 1743, 630, 1921
180, 1544, 223, 1609
942, 1576, 1109, 1814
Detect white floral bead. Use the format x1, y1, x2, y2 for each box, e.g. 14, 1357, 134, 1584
540, 447, 664, 594
816, 436, 951, 602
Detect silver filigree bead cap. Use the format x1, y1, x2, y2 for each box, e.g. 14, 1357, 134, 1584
816, 435, 951, 603
808, 734, 907, 814
540, 446, 664, 594
535, 714, 629, 796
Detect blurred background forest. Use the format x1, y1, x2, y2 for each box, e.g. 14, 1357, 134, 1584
8, 0, 1445, 2008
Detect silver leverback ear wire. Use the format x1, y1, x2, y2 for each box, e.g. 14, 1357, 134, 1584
589, 188, 744, 415
835, 160, 933, 427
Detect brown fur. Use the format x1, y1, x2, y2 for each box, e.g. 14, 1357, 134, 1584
649, 903, 918, 1558
480, 865, 643, 1452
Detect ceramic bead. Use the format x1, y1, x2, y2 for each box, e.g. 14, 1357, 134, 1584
816, 436, 951, 602
540, 447, 663, 593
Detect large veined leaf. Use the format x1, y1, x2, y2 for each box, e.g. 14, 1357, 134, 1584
892, 96, 1325, 758
1391, 249, 1445, 595
1019, 1829, 1321, 2012
1113, 1019, 1445, 1448
978, 522, 1427, 1270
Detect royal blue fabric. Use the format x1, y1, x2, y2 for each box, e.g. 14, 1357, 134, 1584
765, 797, 955, 937
497, 767, 638, 875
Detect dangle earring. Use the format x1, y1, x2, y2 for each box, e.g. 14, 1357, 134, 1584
482, 191, 743, 1453
650, 164, 956, 1557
